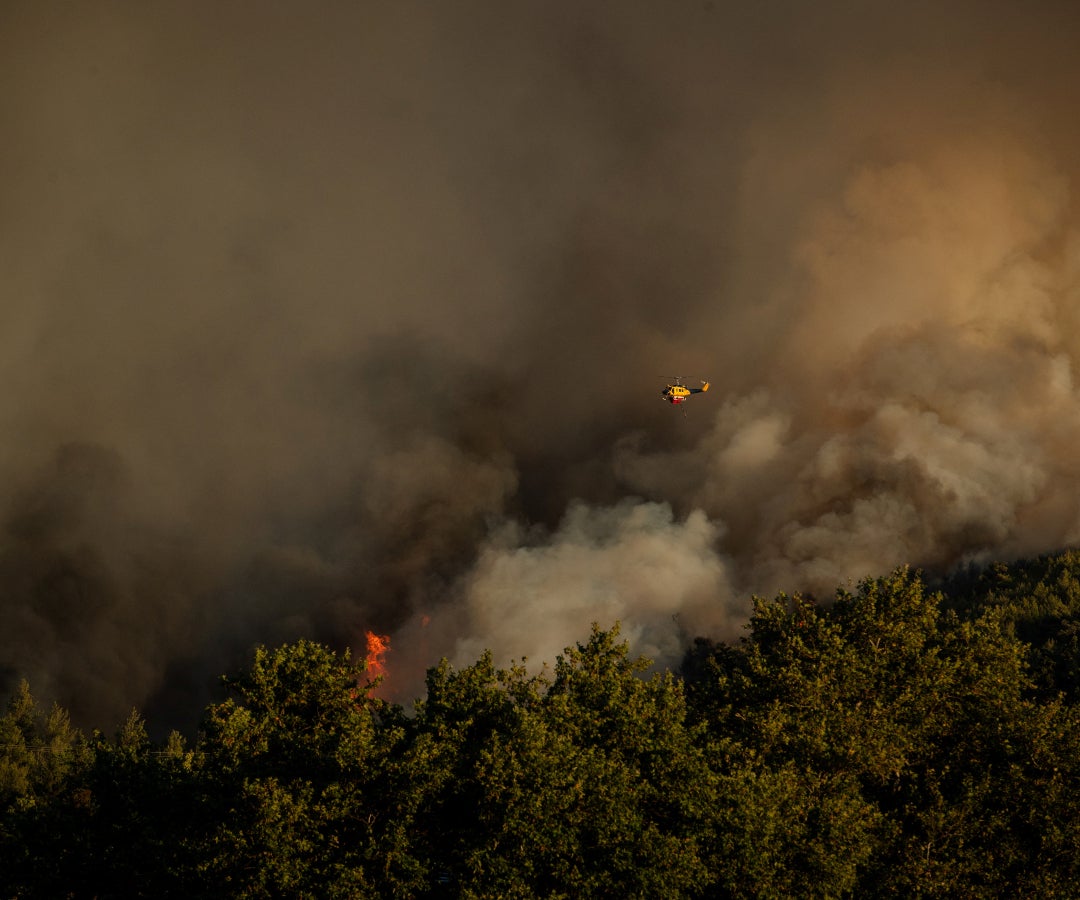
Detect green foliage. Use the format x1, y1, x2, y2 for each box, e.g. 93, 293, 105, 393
0, 680, 88, 810
195, 639, 401, 898
687, 566, 1080, 898
5, 555, 1080, 897
0, 702, 200, 898
0, 680, 93, 896
945, 550, 1080, 700
416, 625, 713, 898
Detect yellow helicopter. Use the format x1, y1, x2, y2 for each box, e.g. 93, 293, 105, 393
660, 376, 710, 408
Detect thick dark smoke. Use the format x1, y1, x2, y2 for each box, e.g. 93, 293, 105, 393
3, 1, 1080, 728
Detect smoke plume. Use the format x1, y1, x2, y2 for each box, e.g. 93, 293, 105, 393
3, 1, 1080, 726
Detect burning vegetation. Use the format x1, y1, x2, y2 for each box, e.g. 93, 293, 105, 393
363, 630, 391, 683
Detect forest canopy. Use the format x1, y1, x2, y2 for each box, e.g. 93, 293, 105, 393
4, 554, 1080, 898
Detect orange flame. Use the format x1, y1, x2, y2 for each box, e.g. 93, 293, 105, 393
365, 630, 391, 681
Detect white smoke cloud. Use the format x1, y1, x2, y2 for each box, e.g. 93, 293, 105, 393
444, 500, 736, 674
619, 111, 1080, 602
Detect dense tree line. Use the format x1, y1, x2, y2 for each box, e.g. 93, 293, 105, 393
4, 555, 1080, 897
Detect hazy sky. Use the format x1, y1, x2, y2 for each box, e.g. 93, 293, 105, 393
4, 1, 1080, 727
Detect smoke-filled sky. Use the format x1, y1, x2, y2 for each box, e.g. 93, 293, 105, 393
4, 0, 1080, 728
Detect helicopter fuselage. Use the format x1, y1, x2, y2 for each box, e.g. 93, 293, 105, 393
662, 385, 693, 404
661, 380, 709, 405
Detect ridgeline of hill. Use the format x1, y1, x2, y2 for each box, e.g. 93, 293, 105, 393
5, 553, 1080, 898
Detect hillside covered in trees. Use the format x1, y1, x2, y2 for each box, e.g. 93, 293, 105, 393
5, 554, 1080, 898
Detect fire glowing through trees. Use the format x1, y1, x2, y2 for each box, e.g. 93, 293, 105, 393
364, 631, 391, 683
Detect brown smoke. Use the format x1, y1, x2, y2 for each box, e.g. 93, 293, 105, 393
2, 1, 1080, 725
